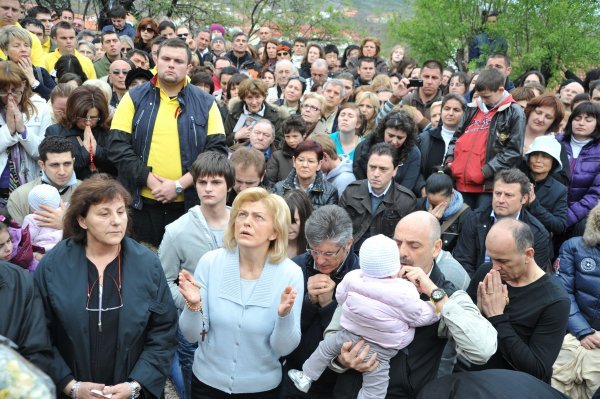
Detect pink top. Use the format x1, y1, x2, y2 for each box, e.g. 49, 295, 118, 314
336, 269, 440, 349
22, 214, 62, 251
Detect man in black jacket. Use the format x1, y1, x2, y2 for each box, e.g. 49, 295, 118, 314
454, 168, 551, 276
339, 142, 417, 252
281, 205, 359, 398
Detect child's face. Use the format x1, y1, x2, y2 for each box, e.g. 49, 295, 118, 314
0, 230, 13, 261
284, 130, 303, 149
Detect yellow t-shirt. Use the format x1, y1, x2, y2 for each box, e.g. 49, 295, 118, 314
42, 49, 97, 79
0, 24, 43, 66
111, 83, 224, 201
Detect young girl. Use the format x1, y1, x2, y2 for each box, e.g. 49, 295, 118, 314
266, 115, 307, 186
288, 234, 440, 399
0, 215, 13, 262
283, 189, 313, 258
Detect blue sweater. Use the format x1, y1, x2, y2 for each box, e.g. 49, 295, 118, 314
179, 247, 304, 393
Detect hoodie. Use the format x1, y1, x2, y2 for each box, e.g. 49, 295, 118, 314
325, 156, 356, 196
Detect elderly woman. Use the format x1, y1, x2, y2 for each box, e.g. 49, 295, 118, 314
224, 78, 288, 148
77, 40, 97, 62
522, 94, 569, 185
353, 109, 421, 192
0, 25, 56, 100
301, 92, 328, 136
345, 37, 389, 76
46, 85, 117, 179
273, 140, 338, 208
34, 174, 178, 399
281, 204, 359, 397
179, 187, 303, 398
0, 60, 52, 200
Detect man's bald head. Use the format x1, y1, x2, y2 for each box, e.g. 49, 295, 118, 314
394, 211, 442, 272
398, 211, 441, 244
487, 218, 534, 253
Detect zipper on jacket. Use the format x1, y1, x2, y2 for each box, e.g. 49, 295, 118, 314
133, 109, 145, 138
191, 115, 198, 147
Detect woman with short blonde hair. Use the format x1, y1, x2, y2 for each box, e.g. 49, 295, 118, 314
179, 186, 303, 398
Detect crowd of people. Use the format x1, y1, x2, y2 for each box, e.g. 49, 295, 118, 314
1, 0, 600, 398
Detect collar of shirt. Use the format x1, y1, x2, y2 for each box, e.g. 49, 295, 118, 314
294, 175, 315, 191
490, 209, 521, 222
367, 180, 392, 198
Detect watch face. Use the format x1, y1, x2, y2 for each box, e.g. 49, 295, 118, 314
432, 289, 446, 301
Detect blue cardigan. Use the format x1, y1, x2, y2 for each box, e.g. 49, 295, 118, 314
180, 247, 304, 393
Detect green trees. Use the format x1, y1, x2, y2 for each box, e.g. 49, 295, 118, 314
389, 0, 600, 84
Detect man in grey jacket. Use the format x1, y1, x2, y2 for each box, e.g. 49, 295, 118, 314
159, 151, 233, 399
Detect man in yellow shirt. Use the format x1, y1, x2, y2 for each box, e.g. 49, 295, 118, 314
0, 0, 43, 65
26, 6, 55, 53
108, 38, 227, 246
42, 21, 96, 79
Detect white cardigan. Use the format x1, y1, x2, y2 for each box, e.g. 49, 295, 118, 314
0, 95, 52, 183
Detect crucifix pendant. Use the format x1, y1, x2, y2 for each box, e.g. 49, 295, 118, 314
201, 329, 207, 342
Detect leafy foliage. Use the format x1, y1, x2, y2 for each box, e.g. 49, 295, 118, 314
388, 0, 600, 83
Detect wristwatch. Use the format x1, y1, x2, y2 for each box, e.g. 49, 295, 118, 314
126, 381, 140, 398
430, 288, 447, 302
175, 180, 184, 194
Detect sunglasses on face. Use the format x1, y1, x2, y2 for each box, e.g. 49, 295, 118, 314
141, 27, 155, 33
177, 33, 189, 38
277, 51, 289, 56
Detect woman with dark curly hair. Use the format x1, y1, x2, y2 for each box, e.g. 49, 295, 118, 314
353, 109, 421, 191
45, 85, 116, 179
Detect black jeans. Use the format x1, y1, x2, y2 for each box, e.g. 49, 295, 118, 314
132, 198, 185, 247
191, 375, 279, 399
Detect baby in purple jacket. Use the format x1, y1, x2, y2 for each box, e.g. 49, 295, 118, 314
288, 234, 440, 399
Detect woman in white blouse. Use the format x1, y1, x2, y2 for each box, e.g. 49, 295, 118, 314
179, 187, 304, 398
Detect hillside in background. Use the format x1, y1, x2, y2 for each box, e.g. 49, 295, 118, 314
328, 0, 407, 48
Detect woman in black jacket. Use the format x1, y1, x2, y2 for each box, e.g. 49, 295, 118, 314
34, 175, 178, 398
46, 85, 116, 179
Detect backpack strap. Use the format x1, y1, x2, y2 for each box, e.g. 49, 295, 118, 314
440, 203, 469, 233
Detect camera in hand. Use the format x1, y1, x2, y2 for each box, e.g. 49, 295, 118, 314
407, 78, 424, 88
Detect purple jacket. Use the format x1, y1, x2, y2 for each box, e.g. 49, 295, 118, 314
336, 269, 439, 349
557, 134, 600, 227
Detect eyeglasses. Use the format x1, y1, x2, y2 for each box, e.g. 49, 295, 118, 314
306, 246, 343, 258
141, 27, 155, 33
177, 33, 189, 38
0, 90, 23, 97
77, 116, 101, 122
111, 70, 130, 75
277, 51, 289, 56
302, 104, 320, 112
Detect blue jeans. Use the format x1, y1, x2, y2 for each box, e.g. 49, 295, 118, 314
170, 348, 186, 399
178, 327, 198, 399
